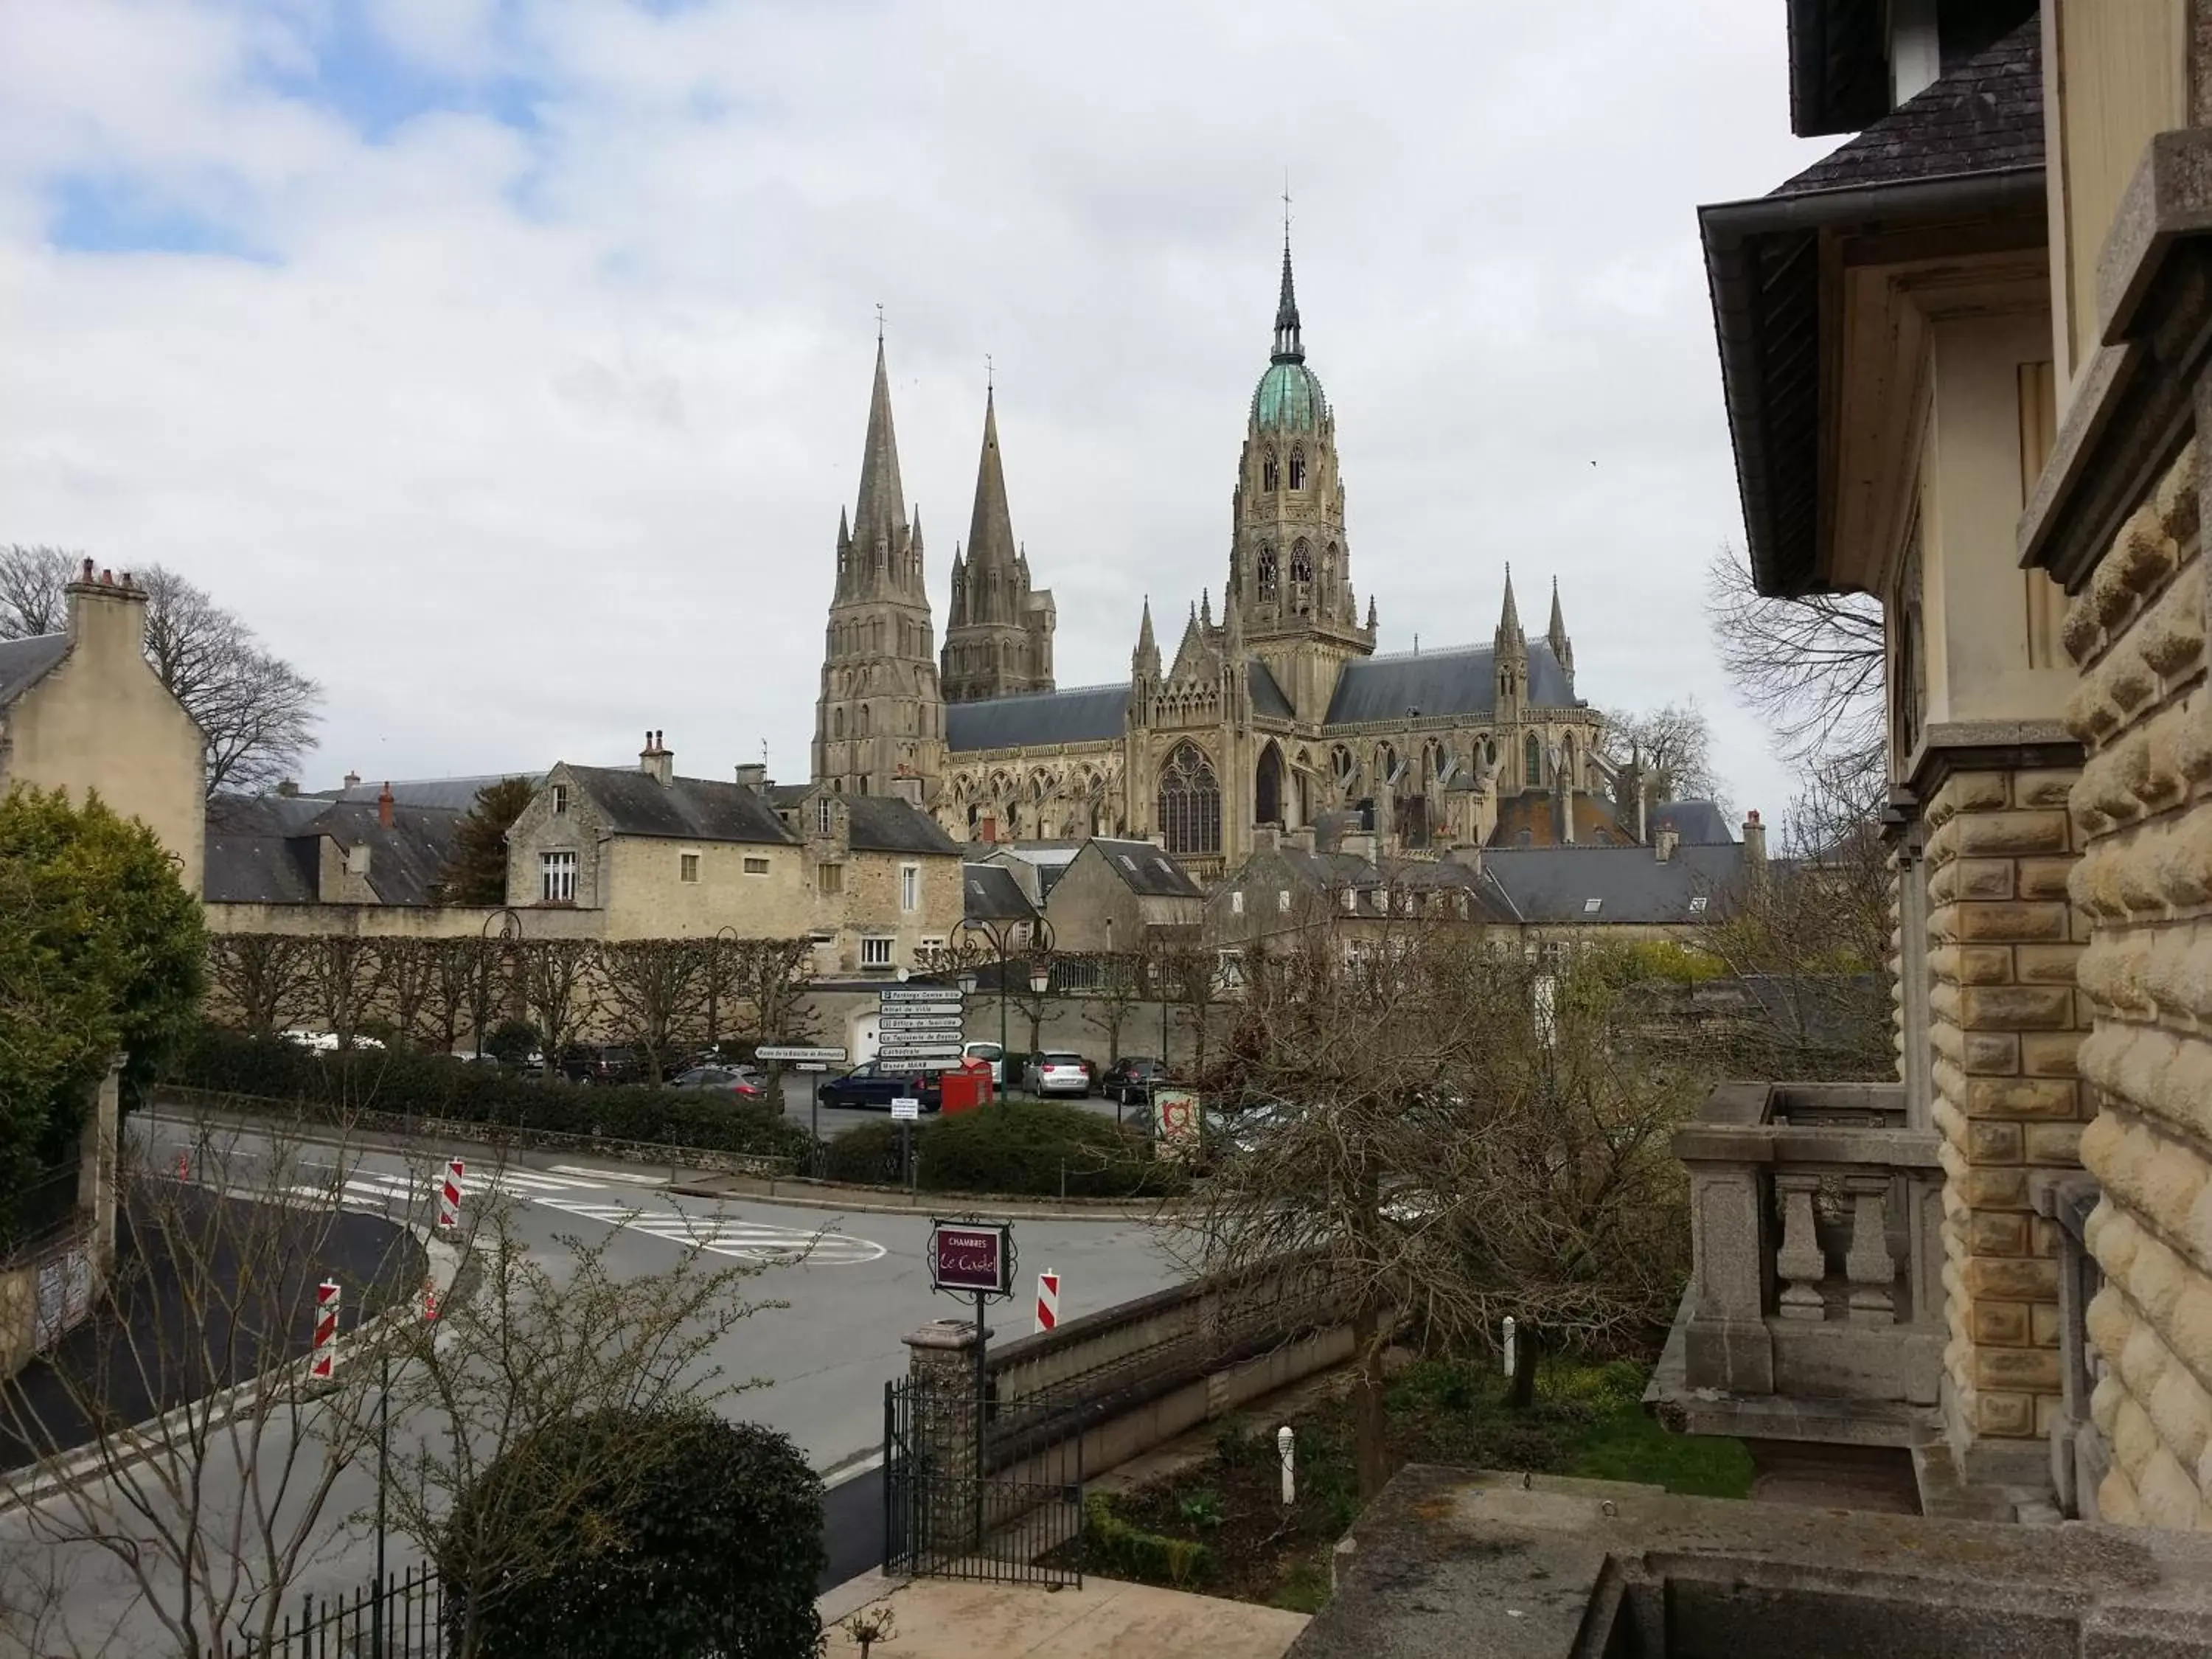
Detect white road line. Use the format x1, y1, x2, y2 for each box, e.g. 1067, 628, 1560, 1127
550, 1164, 664, 1186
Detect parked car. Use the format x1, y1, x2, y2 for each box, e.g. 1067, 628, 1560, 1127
962, 1040, 1005, 1087
554, 1043, 648, 1086
1101, 1056, 1170, 1107
1023, 1052, 1094, 1098
669, 1065, 767, 1099
280, 1030, 386, 1053
816, 1061, 943, 1112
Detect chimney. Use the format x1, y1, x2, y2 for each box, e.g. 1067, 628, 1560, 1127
1283, 824, 1316, 855
1743, 809, 1767, 865
344, 771, 361, 790
640, 728, 673, 786
734, 762, 768, 793
1253, 824, 1279, 852
1655, 826, 1680, 863
1340, 829, 1380, 867
61, 560, 152, 669
1444, 842, 1482, 874
377, 782, 394, 828
1554, 761, 1573, 845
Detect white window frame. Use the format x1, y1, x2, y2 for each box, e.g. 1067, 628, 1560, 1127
552, 783, 568, 815
540, 850, 577, 903
900, 863, 921, 912
1277, 888, 1292, 913
1688, 894, 1709, 914
742, 855, 771, 877
1343, 888, 1357, 913
1583, 897, 1602, 914
860, 935, 895, 970
1230, 890, 1245, 915
680, 852, 700, 883
817, 798, 834, 837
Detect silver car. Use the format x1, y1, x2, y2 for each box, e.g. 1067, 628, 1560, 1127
1023, 1052, 1093, 1097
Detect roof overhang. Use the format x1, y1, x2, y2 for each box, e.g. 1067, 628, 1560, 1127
1701, 167, 2046, 597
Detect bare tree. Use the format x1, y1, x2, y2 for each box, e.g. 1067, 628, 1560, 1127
1077, 951, 1152, 1065
597, 939, 710, 1082
300, 937, 385, 1058
381, 1202, 779, 1658
0, 552, 322, 796
519, 941, 599, 1081
203, 934, 316, 1040
1707, 545, 1885, 795
0, 1121, 420, 1658
0, 544, 73, 637
1174, 919, 1703, 1498
1596, 700, 1725, 807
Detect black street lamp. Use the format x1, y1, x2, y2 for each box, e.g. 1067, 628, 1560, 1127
956, 912, 1052, 1097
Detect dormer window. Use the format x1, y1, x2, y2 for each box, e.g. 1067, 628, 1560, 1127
1289, 448, 1307, 490
816, 798, 833, 837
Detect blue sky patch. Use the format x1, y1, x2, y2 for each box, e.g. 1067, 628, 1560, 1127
46, 175, 274, 262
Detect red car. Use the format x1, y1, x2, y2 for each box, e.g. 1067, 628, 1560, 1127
670, 1065, 767, 1099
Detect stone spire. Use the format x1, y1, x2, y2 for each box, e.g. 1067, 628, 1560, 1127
964, 386, 1018, 584
1547, 575, 1574, 689
1495, 564, 1528, 726
1496, 563, 1525, 649
850, 338, 906, 579
1365, 594, 1377, 631
1273, 232, 1304, 364
1133, 597, 1160, 678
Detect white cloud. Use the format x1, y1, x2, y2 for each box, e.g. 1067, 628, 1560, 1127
0, 0, 1838, 813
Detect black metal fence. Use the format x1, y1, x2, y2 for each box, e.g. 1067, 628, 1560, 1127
225, 1563, 445, 1658
883, 1375, 1083, 1587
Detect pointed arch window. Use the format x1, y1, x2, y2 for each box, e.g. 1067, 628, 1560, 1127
1290, 540, 1313, 614
1289, 448, 1307, 490
1258, 546, 1279, 602
1262, 451, 1280, 491
1157, 742, 1221, 857
860, 704, 873, 740
1526, 732, 1543, 785
834, 708, 845, 740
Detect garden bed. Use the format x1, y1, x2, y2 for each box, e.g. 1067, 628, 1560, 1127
1051, 1355, 1750, 1613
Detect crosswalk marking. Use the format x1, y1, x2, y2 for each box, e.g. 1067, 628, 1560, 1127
284, 1164, 885, 1266
550, 1164, 664, 1186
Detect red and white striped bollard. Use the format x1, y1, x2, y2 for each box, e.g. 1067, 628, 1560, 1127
310, 1279, 340, 1379
1034, 1270, 1060, 1335
437, 1158, 465, 1230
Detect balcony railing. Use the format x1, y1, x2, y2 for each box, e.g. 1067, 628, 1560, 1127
1651, 1081, 1944, 1446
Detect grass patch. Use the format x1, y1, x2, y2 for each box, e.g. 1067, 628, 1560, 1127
1052, 1354, 1748, 1611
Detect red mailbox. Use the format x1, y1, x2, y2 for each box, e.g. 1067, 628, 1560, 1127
940, 1058, 995, 1114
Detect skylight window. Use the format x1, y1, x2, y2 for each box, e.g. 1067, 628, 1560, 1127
1583, 897, 1602, 914
1688, 895, 1708, 914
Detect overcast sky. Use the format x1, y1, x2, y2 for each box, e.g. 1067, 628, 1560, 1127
0, 0, 1837, 816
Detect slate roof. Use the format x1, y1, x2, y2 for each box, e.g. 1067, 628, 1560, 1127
0, 633, 69, 710
1481, 843, 1745, 927
1778, 18, 2042, 198
1323, 641, 1574, 726
1082, 838, 1206, 900
945, 684, 1130, 753
203, 794, 465, 906
562, 766, 798, 846
961, 862, 1037, 922
1248, 659, 1295, 720
315, 774, 540, 811
843, 796, 961, 857
1650, 799, 1736, 846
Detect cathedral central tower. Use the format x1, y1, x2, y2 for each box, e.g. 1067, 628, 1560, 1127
1224, 237, 1375, 723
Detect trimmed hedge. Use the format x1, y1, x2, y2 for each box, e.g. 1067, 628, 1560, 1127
817, 1101, 1180, 1198
1082, 1495, 1210, 1587
176, 1026, 811, 1161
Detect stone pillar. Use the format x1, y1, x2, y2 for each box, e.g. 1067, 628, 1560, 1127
2062, 441, 2212, 1527
77, 1060, 120, 1273
1916, 731, 2089, 1462
902, 1316, 990, 1559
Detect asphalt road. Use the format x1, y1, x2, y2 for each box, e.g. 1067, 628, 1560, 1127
2, 1113, 1177, 1650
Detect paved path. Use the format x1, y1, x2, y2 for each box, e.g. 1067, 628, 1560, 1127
3, 1113, 1178, 1651
820, 1571, 1309, 1658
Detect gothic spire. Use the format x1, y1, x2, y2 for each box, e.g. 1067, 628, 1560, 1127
964, 384, 1018, 580
1133, 597, 1159, 677
852, 338, 907, 554
1272, 232, 1304, 364
1548, 574, 1574, 688
1496, 563, 1525, 648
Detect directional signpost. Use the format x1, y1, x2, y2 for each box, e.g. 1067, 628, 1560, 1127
877, 985, 966, 1073
758, 1046, 849, 1155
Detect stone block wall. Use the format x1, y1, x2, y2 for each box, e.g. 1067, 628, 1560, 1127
2062, 441, 2212, 1526
1924, 757, 2091, 1447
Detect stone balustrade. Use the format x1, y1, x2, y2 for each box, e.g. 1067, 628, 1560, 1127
1651, 1081, 1946, 1448
2035, 1173, 2111, 1518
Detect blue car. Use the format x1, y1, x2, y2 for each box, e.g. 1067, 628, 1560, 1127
815, 1061, 942, 1111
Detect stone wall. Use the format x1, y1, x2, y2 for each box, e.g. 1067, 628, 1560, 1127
1919, 744, 2090, 1450
2062, 442, 2212, 1526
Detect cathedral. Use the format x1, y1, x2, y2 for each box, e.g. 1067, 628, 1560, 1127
810, 240, 1612, 877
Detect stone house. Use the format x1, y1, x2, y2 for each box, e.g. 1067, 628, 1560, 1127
1037, 836, 1208, 954
204, 786, 463, 922
0, 563, 204, 882
501, 736, 961, 975
1664, 0, 2212, 1531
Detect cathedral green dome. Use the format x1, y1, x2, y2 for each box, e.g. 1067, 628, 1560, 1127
1252, 359, 1327, 432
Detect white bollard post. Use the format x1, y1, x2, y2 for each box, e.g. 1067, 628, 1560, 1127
1278, 1426, 1295, 1506
1502, 1315, 1517, 1380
